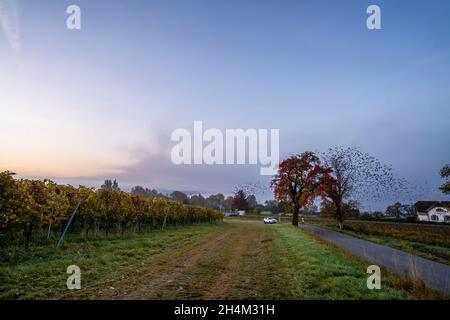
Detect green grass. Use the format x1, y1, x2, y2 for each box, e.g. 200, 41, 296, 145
233, 223, 439, 299
0, 223, 229, 299
0, 220, 444, 300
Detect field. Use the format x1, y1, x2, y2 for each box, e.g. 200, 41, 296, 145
303, 216, 450, 265
0, 220, 444, 300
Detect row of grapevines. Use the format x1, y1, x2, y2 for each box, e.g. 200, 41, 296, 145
0, 171, 223, 248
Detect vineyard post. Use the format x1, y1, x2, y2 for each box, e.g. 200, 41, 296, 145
161, 208, 168, 230
56, 199, 83, 250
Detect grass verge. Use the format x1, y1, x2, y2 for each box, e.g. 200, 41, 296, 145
303, 217, 450, 265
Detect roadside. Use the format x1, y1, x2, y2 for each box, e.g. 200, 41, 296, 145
299, 223, 450, 295
302, 216, 450, 265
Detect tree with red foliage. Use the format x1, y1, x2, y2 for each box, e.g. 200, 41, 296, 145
271, 152, 331, 226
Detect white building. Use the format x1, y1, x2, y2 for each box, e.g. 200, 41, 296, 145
414, 201, 450, 223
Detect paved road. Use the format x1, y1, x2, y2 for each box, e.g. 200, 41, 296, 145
299, 224, 450, 295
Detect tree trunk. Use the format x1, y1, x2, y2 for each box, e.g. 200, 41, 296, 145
292, 204, 300, 226
336, 206, 344, 229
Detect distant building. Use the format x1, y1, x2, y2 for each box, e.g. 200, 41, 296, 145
224, 210, 246, 217
414, 201, 450, 223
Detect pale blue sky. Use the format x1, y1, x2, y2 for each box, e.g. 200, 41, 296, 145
1, 0, 449, 208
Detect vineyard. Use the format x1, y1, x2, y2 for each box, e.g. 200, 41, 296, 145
0, 171, 223, 249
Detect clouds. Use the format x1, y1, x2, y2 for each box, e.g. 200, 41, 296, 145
113, 131, 272, 198
0, 0, 20, 53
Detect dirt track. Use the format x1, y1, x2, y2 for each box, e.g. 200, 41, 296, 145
112, 222, 258, 299
94, 220, 446, 300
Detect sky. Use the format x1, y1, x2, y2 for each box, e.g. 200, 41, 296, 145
1, 0, 449, 209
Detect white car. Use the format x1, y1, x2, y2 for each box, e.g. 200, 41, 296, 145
263, 217, 278, 224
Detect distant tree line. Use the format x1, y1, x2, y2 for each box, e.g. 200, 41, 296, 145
146, 187, 285, 216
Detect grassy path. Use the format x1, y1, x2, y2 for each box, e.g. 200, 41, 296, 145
0, 223, 231, 299
0, 220, 444, 299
